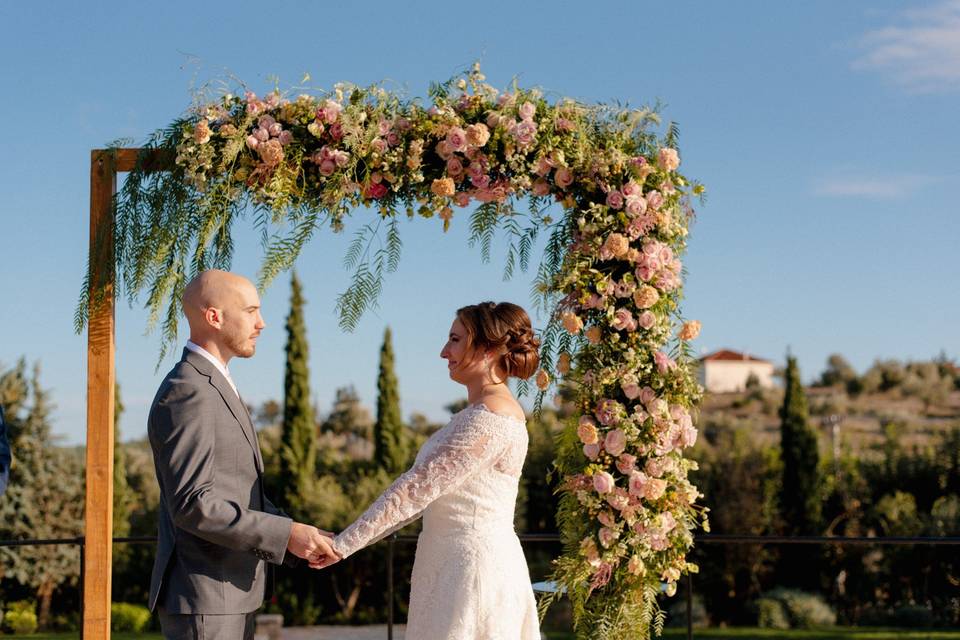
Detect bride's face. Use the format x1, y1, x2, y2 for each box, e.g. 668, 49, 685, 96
440, 318, 489, 384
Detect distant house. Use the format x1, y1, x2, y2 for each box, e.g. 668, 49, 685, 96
698, 349, 775, 393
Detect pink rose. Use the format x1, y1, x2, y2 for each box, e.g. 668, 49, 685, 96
616, 453, 637, 475
598, 527, 618, 548
335, 150, 350, 167
635, 264, 655, 282
593, 472, 615, 494
645, 190, 664, 210
454, 192, 471, 207
598, 510, 616, 528
268, 122, 283, 137
386, 131, 400, 146
277, 130, 293, 146
621, 180, 642, 197
622, 382, 641, 400
606, 190, 625, 210
535, 156, 553, 176
257, 115, 276, 130
446, 127, 467, 152
364, 182, 388, 199
253, 127, 270, 142
519, 101, 536, 120
654, 351, 675, 374
532, 178, 551, 196
625, 194, 648, 217
371, 138, 388, 154
555, 167, 574, 189
658, 147, 680, 171
329, 122, 343, 140
611, 308, 637, 332
604, 429, 627, 457
322, 100, 341, 123
638, 311, 656, 330
583, 443, 600, 460
319, 159, 336, 176
245, 135, 259, 149
446, 157, 464, 177
628, 471, 648, 497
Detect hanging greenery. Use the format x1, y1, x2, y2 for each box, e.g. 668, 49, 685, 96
77, 64, 707, 639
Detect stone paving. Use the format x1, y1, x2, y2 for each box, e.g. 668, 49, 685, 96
280, 625, 405, 640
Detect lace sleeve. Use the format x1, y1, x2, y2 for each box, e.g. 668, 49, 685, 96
332, 410, 508, 559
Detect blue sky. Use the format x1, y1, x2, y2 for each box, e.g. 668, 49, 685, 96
1, 1, 957, 445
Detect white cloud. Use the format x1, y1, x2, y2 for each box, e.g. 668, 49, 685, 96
852, 0, 960, 92
814, 174, 938, 199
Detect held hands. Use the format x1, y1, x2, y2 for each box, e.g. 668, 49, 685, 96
287, 522, 340, 568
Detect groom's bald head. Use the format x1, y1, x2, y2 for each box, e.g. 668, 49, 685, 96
182, 270, 265, 361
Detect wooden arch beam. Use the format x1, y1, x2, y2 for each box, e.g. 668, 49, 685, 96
84, 148, 171, 639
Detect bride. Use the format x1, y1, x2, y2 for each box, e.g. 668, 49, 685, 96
313, 301, 542, 639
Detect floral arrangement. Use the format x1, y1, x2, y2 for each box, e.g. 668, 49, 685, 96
79, 64, 707, 638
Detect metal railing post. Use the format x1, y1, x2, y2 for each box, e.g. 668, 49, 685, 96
388, 533, 395, 640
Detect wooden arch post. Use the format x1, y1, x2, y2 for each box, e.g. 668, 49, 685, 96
84, 148, 170, 639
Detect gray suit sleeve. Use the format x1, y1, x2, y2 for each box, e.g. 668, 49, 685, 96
151, 384, 292, 563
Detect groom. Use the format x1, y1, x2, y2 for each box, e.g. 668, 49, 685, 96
148, 270, 335, 639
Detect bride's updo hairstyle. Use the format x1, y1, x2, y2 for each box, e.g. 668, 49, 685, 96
455, 302, 540, 380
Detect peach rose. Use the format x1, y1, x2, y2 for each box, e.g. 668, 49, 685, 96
536, 369, 550, 390
633, 285, 660, 309
431, 177, 456, 197
557, 352, 571, 374
577, 416, 599, 444
465, 123, 491, 147
679, 320, 701, 341
257, 139, 283, 166
193, 119, 211, 144
561, 311, 584, 335
585, 326, 602, 344
600, 233, 630, 261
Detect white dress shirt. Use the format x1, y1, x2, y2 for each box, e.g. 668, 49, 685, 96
186, 341, 240, 398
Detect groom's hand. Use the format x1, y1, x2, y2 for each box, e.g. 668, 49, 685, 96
308, 538, 341, 570
287, 522, 334, 561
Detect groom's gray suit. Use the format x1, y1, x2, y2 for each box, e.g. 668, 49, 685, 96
148, 347, 293, 635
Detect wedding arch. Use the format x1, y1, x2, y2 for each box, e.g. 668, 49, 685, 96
79, 66, 708, 639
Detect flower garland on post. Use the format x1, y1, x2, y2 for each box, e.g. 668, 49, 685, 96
78, 64, 707, 639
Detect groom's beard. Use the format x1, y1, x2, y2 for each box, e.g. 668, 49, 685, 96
224, 331, 257, 358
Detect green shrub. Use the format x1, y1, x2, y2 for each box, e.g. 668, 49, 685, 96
665, 594, 709, 628
762, 588, 836, 628
891, 603, 936, 628
3, 600, 38, 635
111, 602, 152, 632
756, 597, 790, 629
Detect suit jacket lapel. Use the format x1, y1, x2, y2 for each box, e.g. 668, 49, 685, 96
183, 349, 264, 473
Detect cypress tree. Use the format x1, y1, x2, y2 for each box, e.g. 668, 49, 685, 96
779, 355, 822, 534
280, 272, 317, 520
374, 327, 407, 474
778, 355, 823, 589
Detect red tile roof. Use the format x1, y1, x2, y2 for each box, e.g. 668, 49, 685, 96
700, 349, 771, 363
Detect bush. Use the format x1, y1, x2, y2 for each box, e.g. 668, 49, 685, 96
3, 600, 38, 635
891, 603, 936, 628
111, 602, 152, 633
666, 594, 709, 628
761, 588, 836, 628
756, 597, 789, 629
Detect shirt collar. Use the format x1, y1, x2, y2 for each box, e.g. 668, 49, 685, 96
185, 340, 232, 381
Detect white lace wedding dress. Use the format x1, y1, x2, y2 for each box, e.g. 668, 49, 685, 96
332, 403, 541, 639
